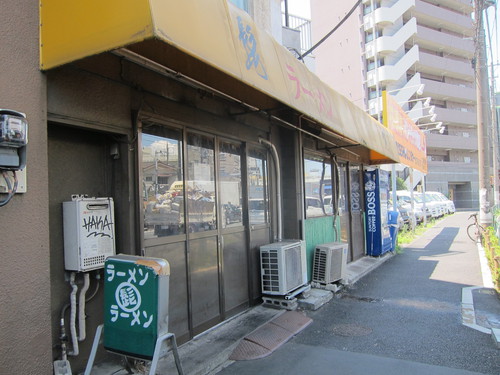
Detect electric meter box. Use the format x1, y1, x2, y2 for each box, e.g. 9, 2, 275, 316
63, 197, 116, 271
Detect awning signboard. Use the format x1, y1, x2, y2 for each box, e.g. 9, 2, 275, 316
382, 91, 428, 174
40, 0, 401, 164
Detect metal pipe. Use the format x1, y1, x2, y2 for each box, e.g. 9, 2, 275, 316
113, 48, 366, 160
284, 0, 289, 28
259, 138, 282, 242
78, 272, 90, 341
68, 272, 79, 356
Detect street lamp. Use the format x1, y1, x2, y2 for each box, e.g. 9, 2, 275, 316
399, 97, 431, 108
417, 121, 443, 129
387, 84, 425, 96
421, 126, 445, 134
415, 113, 438, 123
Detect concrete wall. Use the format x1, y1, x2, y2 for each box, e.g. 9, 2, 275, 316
0, 1, 52, 374
310, 0, 366, 109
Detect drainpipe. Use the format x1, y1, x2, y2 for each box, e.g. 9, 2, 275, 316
259, 138, 282, 242
284, 0, 289, 27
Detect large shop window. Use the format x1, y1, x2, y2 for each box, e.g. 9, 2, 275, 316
220, 142, 243, 228
142, 128, 184, 238
304, 155, 333, 218
247, 149, 269, 225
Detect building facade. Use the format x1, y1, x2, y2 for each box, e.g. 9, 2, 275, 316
311, 0, 479, 208
0, 0, 403, 373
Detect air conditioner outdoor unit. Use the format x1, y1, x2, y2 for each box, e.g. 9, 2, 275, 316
260, 240, 307, 295
312, 242, 349, 284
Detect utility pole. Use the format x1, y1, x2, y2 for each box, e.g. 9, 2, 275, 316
474, 0, 493, 225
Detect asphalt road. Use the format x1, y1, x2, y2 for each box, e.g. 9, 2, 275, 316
217, 211, 500, 375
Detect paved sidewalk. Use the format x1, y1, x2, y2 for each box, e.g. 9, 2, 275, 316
88, 212, 499, 374
217, 212, 499, 375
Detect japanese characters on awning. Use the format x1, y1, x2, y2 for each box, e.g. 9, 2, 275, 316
40, 0, 401, 164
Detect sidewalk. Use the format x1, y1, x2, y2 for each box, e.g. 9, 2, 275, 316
89, 251, 394, 375
88, 213, 500, 375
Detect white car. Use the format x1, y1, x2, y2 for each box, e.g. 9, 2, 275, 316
394, 190, 431, 221
306, 196, 326, 217
428, 191, 455, 214
417, 192, 443, 218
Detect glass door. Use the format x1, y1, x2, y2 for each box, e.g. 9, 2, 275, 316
349, 164, 365, 261
185, 132, 220, 334
218, 141, 248, 317
140, 126, 190, 342
246, 148, 271, 303
338, 161, 352, 259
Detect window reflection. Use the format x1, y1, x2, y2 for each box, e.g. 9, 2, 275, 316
220, 142, 243, 228
142, 129, 184, 238
304, 156, 333, 218
248, 149, 269, 225
350, 166, 362, 212
338, 163, 348, 215
187, 133, 216, 232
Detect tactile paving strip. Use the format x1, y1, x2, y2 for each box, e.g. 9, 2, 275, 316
229, 311, 312, 361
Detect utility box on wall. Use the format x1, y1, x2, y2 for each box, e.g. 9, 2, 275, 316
63, 196, 115, 271
103, 254, 170, 359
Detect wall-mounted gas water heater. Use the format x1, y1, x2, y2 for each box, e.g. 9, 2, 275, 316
63, 195, 116, 272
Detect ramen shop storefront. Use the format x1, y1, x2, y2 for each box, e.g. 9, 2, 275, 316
41, 0, 400, 370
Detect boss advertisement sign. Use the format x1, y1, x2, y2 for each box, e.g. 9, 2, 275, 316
364, 170, 392, 256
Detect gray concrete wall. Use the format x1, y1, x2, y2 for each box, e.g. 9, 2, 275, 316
0, 1, 52, 374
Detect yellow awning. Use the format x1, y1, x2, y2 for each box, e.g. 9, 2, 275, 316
40, 0, 400, 163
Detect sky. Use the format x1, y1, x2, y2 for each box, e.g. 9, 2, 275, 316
284, 0, 310, 18
485, 6, 500, 91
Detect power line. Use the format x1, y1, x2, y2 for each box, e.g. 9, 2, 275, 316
299, 0, 363, 59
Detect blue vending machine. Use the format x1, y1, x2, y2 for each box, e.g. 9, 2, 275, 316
364, 169, 392, 256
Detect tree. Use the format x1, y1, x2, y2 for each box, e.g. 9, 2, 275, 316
396, 177, 407, 190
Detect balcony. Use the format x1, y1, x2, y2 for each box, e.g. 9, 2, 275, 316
411, 0, 474, 37
426, 160, 478, 173
434, 107, 476, 126
367, 45, 419, 84
366, 18, 417, 59
413, 24, 474, 59
426, 133, 478, 151
421, 0, 474, 14
421, 78, 476, 104
416, 50, 474, 82
364, 0, 415, 29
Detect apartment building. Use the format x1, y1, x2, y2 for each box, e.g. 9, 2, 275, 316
311, 0, 478, 208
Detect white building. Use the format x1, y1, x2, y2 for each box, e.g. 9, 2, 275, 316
311, 0, 478, 208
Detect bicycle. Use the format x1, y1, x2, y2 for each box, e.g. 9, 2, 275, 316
467, 213, 485, 243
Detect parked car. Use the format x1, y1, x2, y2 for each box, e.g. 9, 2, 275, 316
323, 195, 333, 215
306, 196, 326, 217
416, 192, 442, 218
393, 190, 429, 222
428, 191, 455, 214
248, 198, 266, 224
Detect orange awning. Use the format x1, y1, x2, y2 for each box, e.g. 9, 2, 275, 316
382, 92, 428, 174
